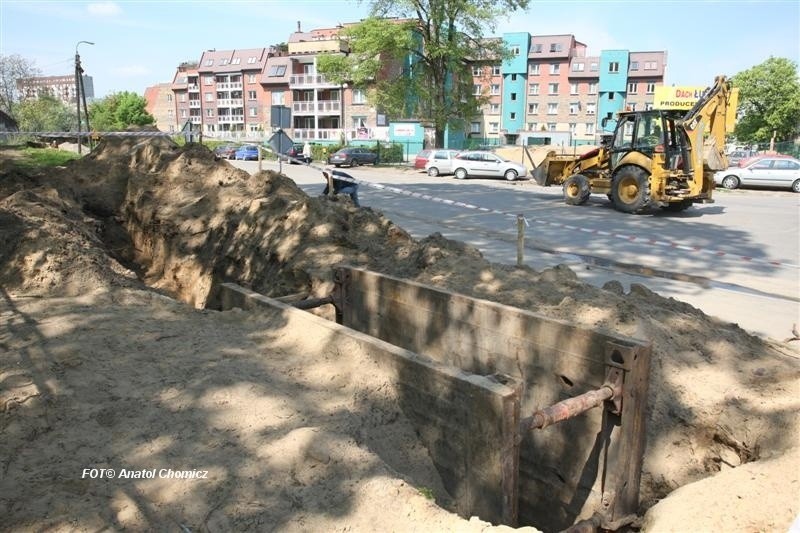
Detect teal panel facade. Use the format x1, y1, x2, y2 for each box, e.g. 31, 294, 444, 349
501, 32, 530, 135
388, 121, 424, 159
598, 50, 629, 132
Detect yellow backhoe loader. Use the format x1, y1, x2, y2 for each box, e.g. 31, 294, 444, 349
533, 75, 735, 213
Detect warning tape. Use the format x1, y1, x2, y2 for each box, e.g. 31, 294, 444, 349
303, 162, 799, 270
3, 131, 178, 137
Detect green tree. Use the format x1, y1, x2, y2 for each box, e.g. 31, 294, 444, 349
15, 95, 76, 132
0, 54, 41, 117
731, 57, 800, 143
88, 91, 154, 131
317, 0, 529, 146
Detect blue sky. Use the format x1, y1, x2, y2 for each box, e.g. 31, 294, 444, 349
1, 0, 798, 98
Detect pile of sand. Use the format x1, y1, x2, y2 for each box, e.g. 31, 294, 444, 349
1, 138, 797, 531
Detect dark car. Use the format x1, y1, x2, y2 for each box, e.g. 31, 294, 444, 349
213, 144, 238, 160
234, 145, 260, 161
283, 143, 312, 164
327, 147, 378, 167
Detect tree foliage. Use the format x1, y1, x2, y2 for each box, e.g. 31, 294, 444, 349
317, 0, 530, 145
15, 95, 76, 132
0, 54, 41, 117
731, 57, 800, 143
88, 91, 155, 131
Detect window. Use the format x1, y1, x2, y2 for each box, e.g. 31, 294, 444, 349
248, 74, 257, 83
248, 90, 257, 100
204, 76, 213, 85
267, 65, 286, 77
205, 93, 213, 102
570, 82, 578, 95
528, 103, 539, 114
221, 58, 229, 66
646, 82, 656, 94
204, 59, 213, 66
609, 62, 619, 73
590, 62, 598, 71
490, 84, 500, 95
569, 123, 576, 134
548, 83, 558, 95
550, 43, 562, 52
532, 44, 542, 53
608, 92, 615, 100
493, 65, 501, 76
490, 103, 500, 114
510, 112, 516, 120
489, 122, 499, 133
352, 88, 366, 104
572, 62, 584, 72
529, 83, 540, 95
511, 92, 517, 101
550, 63, 560, 74
511, 74, 517, 82
179, 94, 186, 102
630, 61, 639, 71
473, 84, 482, 95
511, 45, 520, 56
628, 82, 638, 93
180, 109, 187, 118
271, 91, 285, 105
569, 102, 579, 115
547, 103, 558, 115
528, 122, 537, 131
588, 82, 597, 94
644, 61, 657, 70
547, 123, 556, 131
470, 122, 481, 133
472, 66, 482, 76
205, 109, 213, 117
168, 109, 173, 117
232, 58, 240, 65
248, 57, 257, 64
167, 93, 173, 102
628, 103, 637, 111
530, 64, 540, 75
586, 102, 596, 115
645, 103, 654, 110
586, 122, 595, 135
249, 107, 257, 117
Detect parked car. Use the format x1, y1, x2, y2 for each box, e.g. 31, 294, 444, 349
327, 147, 378, 167
234, 145, 260, 161
213, 144, 238, 160
714, 156, 800, 192
414, 149, 432, 170
451, 151, 529, 181
736, 152, 794, 168
284, 143, 312, 164
424, 149, 462, 176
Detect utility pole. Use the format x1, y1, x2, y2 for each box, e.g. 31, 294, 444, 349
74, 41, 94, 154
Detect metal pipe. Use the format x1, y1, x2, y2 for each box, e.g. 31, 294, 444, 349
291, 295, 334, 310
522, 385, 614, 431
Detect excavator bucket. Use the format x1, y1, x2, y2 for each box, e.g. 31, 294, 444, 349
532, 151, 578, 187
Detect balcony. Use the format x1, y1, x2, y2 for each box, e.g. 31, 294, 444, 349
293, 128, 344, 141
216, 82, 243, 90
292, 100, 341, 114
217, 99, 243, 107
289, 74, 339, 88
189, 117, 202, 124
218, 115, 245, 124
188, 84, 199, 92
189, 100, 201, 108
288, 39, 349, 55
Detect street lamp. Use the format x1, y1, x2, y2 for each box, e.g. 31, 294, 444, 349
75, 41, 94, 154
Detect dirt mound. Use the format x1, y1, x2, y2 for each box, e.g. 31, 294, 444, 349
0, 142, 798, 530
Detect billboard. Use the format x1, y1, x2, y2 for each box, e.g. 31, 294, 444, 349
653, 85, 739, 131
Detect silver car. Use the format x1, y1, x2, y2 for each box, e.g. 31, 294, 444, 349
424, 149, 461, 176
451, 151, 529, 181
715, 156, 800, 192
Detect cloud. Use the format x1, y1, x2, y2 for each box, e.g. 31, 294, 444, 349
87, 1, 122, 17
112, 65, 150, 77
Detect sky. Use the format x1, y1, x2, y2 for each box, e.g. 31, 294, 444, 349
1, 0, 798, 98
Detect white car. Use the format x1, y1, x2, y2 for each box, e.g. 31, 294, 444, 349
714, 156, 800, 192
451, 151, 529, 181
423, 149, 461, 176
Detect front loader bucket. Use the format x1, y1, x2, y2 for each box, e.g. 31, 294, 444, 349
532, 151, 573, 187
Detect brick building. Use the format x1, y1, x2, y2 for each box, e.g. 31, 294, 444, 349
17, 74, 95, 105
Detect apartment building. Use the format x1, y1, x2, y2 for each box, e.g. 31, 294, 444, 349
143, 83, 176, 132
17, 74, 95, 105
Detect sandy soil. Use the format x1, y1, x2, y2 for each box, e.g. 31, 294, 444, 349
1, 138, 798, 531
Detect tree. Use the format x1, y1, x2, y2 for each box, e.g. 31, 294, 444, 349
0, 54, 41, 117
88, 91, 155, 131
317, 0, 530, 146
15, 95, 76, 132
731, 57, 800, 143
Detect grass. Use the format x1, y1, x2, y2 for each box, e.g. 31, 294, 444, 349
1, 146, 82, 173
418, 487, 435, 500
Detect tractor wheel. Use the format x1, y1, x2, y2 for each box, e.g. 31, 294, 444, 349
562, 174, 590, 205
611, 166, 651, 213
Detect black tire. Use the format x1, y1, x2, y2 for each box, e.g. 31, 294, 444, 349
662, 200, 692, 212
350, 158, 359, 167
792, 179, 800, 193
721, 175, 740, 190
504, 169, 518, 181
454, 168, 468, 180
563, 174, 591, 205
611, 165, 651, 213
427, 167, 440, 177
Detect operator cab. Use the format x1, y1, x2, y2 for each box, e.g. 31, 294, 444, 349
606, 110, 690, 171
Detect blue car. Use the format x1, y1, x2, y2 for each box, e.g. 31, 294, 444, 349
234, 145, 260, 161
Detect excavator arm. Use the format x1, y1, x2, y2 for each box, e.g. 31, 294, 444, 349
679, 75, 733, 172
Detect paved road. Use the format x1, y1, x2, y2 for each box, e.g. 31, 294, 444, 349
232, 159, 800, 341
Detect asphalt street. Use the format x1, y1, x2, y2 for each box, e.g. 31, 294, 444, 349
232, 158, 800, 342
